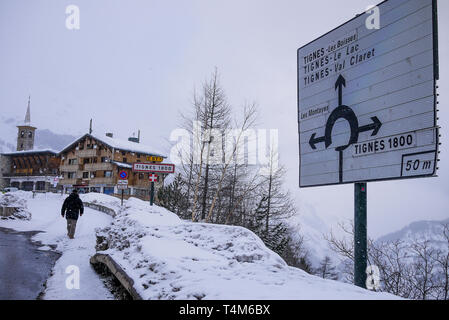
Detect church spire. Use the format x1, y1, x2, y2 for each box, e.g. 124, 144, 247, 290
25, 95, 31, 124
16, 95, 36, 151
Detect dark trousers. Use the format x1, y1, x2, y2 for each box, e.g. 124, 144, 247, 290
67, 219, 77, 239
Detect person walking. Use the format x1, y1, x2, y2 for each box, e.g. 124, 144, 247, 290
61, 189, 84, 239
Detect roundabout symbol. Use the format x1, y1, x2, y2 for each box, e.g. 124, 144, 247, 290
309, 75, 382, 182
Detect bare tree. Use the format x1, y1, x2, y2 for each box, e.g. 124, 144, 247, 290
433, 224, 449, 300
315, 256, 339, 280
205, 103, 258, 223
249, 142, 296, 233
325, 220, 449, 300
324, 220, 355, 261
369, 240, 414, 298
409, 239, 438, 300
187, 70, 231, 222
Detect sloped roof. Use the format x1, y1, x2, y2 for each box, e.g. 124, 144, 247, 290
59, 133, 166, 158
1, 149, 58, 156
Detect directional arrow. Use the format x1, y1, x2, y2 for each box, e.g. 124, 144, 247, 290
358, 116, 382, 136
309, 133, 326, 150
335, 75, 346, 106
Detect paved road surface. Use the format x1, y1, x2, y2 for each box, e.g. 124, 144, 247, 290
0, 227, 60, 300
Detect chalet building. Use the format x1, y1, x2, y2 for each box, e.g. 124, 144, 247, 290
58, 132, 167, 199
0, 97, 61, 191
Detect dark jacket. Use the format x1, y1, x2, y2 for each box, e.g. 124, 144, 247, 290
61, 193, 84, 220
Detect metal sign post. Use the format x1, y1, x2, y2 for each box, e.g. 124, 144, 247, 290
150, 181, 154, 206
148, 173, 158, 206
117, 179, 128, 206
354, 182, 367, 288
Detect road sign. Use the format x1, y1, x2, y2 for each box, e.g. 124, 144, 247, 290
149, 174, 158, 182
52, 176, 59, 187
146, 156, 163, 162
117, 180, 128, 185
119, 171, 128, 180
117, 184, 128, 190
297, 0, 439, 188
132, 163, 175, 174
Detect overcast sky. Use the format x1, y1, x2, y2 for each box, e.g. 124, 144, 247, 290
1, 0, 448, 238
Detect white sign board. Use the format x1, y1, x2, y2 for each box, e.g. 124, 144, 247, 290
132, 163, 175, 174
297, 0, 439, 187
117, 180, 128, 185
117, 184, 128, 190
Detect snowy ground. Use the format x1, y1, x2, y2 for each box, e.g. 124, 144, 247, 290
0, 191, 114, 300
1, 191, 401, 300
97, 197, 400, 300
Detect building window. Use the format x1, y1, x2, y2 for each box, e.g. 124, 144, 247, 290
93, 157, 98, 163
21, 131, 25, 137
123, 158, 127, 163
83, 172, 89, 178
68, 172, 76, 179
68, 159, 77, 165
139, 173, 144, 180
101, 157, 109, 163
28, 131, 33, 138
83, 158, 91, 164
90, 172, 97, 178
104, 171, 112, 178
137, 153, 141, 158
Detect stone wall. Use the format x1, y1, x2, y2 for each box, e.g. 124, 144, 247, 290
0, 155, 11, 189
0, 207, 18, 217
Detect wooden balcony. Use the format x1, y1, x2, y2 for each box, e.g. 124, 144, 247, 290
89, 177, 115, 185
60, 164, 82, 172
77, 149, 99, 157
84, 163, 113, 171
59, 178, 82, 185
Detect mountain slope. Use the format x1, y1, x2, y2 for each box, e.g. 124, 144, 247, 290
0, 115, 76, 153
377, 218, 449, 245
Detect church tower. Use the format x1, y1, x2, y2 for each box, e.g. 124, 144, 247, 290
16, 96, 37, 151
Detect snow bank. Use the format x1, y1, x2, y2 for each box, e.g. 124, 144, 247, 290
96, 196, 399, 300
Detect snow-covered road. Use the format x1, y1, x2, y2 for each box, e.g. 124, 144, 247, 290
0, 192, 114, 300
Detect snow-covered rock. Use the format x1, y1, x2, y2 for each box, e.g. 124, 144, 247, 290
0, 192, 31, 220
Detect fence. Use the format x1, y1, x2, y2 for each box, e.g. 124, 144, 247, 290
83, 202, 116, 217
